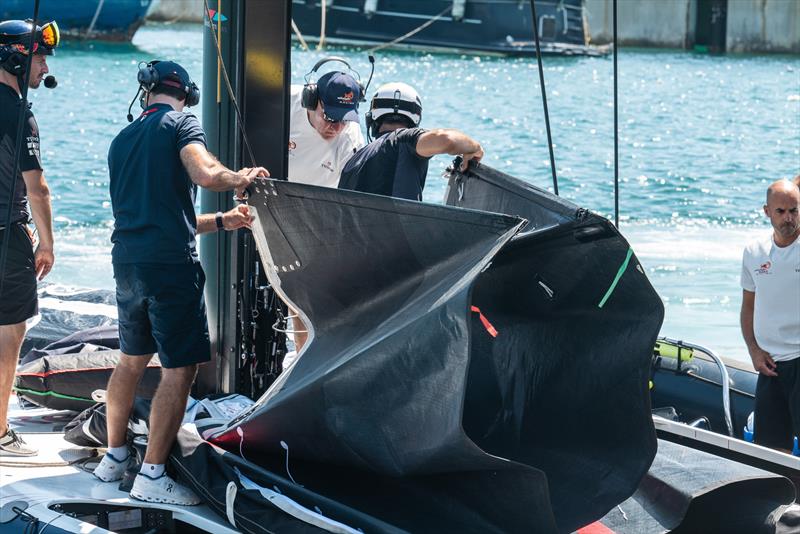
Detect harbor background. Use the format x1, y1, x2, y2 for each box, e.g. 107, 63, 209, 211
28, 21, 799, 364
149, 0, 800, 53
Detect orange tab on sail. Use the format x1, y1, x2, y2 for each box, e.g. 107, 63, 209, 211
470, 306, 498, 338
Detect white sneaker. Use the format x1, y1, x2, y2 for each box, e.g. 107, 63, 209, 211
93, 450, 133, 482
0, 428, 37, 456
130, 473, 201, 506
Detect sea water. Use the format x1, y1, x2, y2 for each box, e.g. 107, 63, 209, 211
26, 23, 800, 364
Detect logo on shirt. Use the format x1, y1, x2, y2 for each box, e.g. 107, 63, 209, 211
288, 140, 296, 151
321, 161, 334, 172
755, 261, 772, 275
26, 136, 39, 159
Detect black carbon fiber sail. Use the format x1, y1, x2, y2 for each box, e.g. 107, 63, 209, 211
203, 169, 663, 532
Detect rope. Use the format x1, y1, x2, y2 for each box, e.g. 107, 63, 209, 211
86, 0, 105, 38
0, 448, 99, 468
613, 0, 619, 228
528, 0, 559, 196
367, 5, 452, 54
291, 19, 310, 51
318, 0, 327, 50
202, 0, 257, 167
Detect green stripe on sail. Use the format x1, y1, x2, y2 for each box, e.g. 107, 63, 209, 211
598, 247, 634, 309
13, 386, 92, 403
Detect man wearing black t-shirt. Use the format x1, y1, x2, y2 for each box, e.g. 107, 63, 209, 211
0, 19, 57, 457
339, 82, 483, 201
93, 60, 268, 505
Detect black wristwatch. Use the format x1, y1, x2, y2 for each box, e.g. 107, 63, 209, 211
215, 211, 224, 230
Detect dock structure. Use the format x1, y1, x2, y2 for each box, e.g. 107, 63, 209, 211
585, 0, 799, 53
145, 0, 798, 53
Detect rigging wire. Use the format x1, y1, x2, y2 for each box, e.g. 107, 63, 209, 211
0, 0, 41, 298
528, 0, 559, 196
613, 0, 619, 228
202, 0, 257, 167
366, 5, 452, 54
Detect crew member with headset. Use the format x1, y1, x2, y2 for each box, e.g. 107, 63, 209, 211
339, 82, 484, 201
288, 56, 366, 188
286, 57, 367, 351
0, 18, 59, 457
92, 59, 268, 505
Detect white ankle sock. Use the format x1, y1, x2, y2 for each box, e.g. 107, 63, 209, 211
140, 462, 165, 478
108, 445, 129, 461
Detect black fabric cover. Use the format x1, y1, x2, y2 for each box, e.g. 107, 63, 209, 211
15, 349, 161, 411
63, 402, 109, 447
204, 171, 662, 532
598, 439, 796, 533
64, 398, 153, 448
21, 285, 117, 357
445, 164, 665, 527
20, 325, 119, 365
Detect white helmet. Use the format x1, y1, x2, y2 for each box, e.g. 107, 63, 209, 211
365, 82, 422, 137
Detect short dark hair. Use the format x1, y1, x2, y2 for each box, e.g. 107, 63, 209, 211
151, 82, 186, 102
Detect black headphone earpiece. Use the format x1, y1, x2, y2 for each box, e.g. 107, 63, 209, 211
301, 82, 319, 111
0, 51, 27, 77
137, 60, 200, 107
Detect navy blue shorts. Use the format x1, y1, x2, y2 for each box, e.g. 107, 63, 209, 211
754, 358, 800, 450
0, 223, 38, 326
113, 262, 211, 369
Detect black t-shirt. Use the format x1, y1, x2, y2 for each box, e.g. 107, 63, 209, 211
108, 103, 207, 264
339, 127, 430, 201
0, 83, 43, 224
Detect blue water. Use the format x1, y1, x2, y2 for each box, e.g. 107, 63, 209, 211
27, 22, 800, 364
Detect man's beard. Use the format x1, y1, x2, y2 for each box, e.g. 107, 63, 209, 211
778, 221, 800, 237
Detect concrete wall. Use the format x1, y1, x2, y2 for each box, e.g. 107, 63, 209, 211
726, 0, 800, 53
584, 0, 799, 52
147, 0, 204, 23
584, 0, 695, 47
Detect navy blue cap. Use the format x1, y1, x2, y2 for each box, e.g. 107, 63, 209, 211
316, 71, 361, 122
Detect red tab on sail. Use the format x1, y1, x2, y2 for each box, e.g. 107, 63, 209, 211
470, 306, 498, 338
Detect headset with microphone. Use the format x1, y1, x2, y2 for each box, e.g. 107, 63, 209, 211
300, 55, 374, 111
127, 60, 200, 122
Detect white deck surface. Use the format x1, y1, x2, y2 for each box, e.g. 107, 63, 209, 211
0, 394, 238, 533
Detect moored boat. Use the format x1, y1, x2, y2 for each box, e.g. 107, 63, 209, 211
292, 0, 609, 57
1, 0, 154, 41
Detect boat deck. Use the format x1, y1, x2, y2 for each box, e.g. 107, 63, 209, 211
0, 395, 237, 533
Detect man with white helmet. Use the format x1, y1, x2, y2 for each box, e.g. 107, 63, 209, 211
339, 82, 483, 201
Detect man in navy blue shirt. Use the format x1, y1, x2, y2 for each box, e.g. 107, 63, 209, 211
0, 19, 57, 458
339, 82, 483, 201
94, 60, 268, 505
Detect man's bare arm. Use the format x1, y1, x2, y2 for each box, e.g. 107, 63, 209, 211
416, 129, 484, 171
196, 205, 254, 235
22, 169, 54, 280
741, 289, 777, 376
180, 144, 269, 194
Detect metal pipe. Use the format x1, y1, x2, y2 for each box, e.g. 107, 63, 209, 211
661, 337, 734, 437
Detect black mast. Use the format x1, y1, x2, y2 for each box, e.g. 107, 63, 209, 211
199, 1, 291, 395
